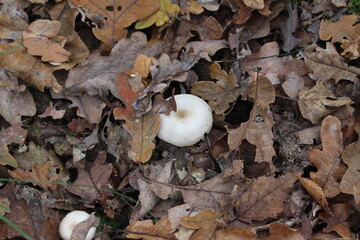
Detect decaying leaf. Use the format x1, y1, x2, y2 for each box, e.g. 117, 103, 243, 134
235, 173, 297, 222
297, 176, 331, 214
308, 116, 343, 198
8, 161, 60, 191
23, 20, 71, 63
69, 0, 160, 49
0, 143, 17, 168
319, 204, 353, 238
319, 14, 360, 59
340, 124, 360, 203
65, 32, 161, 99
261, 222, 306, 240
298, 84, 353, 124
227, 75, 276, 171
126, 215, 175, 240
191, 63, 241, 114
180, 209, 223, 240
214, 226, 257, 240
113, 66, 161, 163
305, 43, 360, 83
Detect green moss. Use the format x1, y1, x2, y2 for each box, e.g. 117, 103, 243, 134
348, 0, 360, 14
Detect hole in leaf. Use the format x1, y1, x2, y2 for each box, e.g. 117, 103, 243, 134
117, 6, 122, 11
106, 6, 114, 11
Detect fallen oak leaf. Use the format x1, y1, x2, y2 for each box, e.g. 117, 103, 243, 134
227, 75, 276, 172
180, 209, 223, 240
308, 115, 343, 198
191, 62, 241, 115
235, 173, 297, 222
214, 226, 257, 240
318, 204, 353, 238
261, 222, 306, 240
340, 123, 360, 203
69, 0, 160, 50
126, 215, 175, 240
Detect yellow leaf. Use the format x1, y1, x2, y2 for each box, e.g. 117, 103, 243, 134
135, 0, 180, 29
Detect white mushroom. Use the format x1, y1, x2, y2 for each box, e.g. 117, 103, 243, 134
59, 210, 97, 240
157, 94, 213, 147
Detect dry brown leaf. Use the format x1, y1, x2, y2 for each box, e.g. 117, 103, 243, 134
227, 75, 276, 172
126, 215, 175, 240
65, 31, 161, 99
308, 116, 343, 198
68, 94, 106, 124
69, 0, 159, 50
66, 157, 113, 201
0, 124, 27, 145
297, 176, 331, 214
261, 222, 305, 240
240, 42, 307, 84
49, 1, 90, 70
305, 43, 360, 84
235, 173, 297, 222
243, 0, 264, 9
319, 204, 353, 238
113, 71, 160, 163
23, 20, 71, 63
340, 124, 360, 203
167, 204, 191, 232
214, 226, 256, 240
191, 63, 241, 114
8, 161, 59, 191
319, 15, 360, 43
180, 209, 223, 240
298, 84, 353, 124
0, 142, 17, 168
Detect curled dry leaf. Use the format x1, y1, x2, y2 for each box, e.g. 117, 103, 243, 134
261, 222, 306, 240
298, 84, 353, 124
69, 0, 159, 50
235, 173, 297, 222
340, 124, 360, 203
308, 115, 343, 198
227, 75, 276, 172
297, 176, 331, 214
126, 216, 175, 240
191, 62, 241, 114
318, 204, 353, 238
180, 209, 223, 240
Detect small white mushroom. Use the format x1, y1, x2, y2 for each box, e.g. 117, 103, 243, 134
59, 210, 97, 240
157, 94, 213, 147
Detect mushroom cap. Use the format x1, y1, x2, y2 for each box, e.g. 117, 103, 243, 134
157, 94, 213, 146
59, 210, 97, 240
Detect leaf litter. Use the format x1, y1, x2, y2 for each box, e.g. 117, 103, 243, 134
0, 1, 360, 240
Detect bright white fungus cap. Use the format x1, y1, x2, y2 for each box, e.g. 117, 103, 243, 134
157, 94, 213, 147
59, 210, 96, 240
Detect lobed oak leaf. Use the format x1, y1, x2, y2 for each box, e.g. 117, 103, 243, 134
135, 0, 180, 29
65, 32, 161, 98
113, 68, 160, 163
8, 161, 59, 191
126, 215, 175, 240
298, 84, 353, 124
180, 209, 223, 240
308, 116, 343, 198
341, 38, 360, 60
297, 176, 331, 214
319, 15, 360, 44
261, 222, 305, 240
319, 204, 353, 238
227, 75, 276, 172
69, 0, 160, 50
340, 123, 360, 203
235, 173, 297, 222
191, 62, 241, 114
68, 93, 106, 124
305, 43, 360, 84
